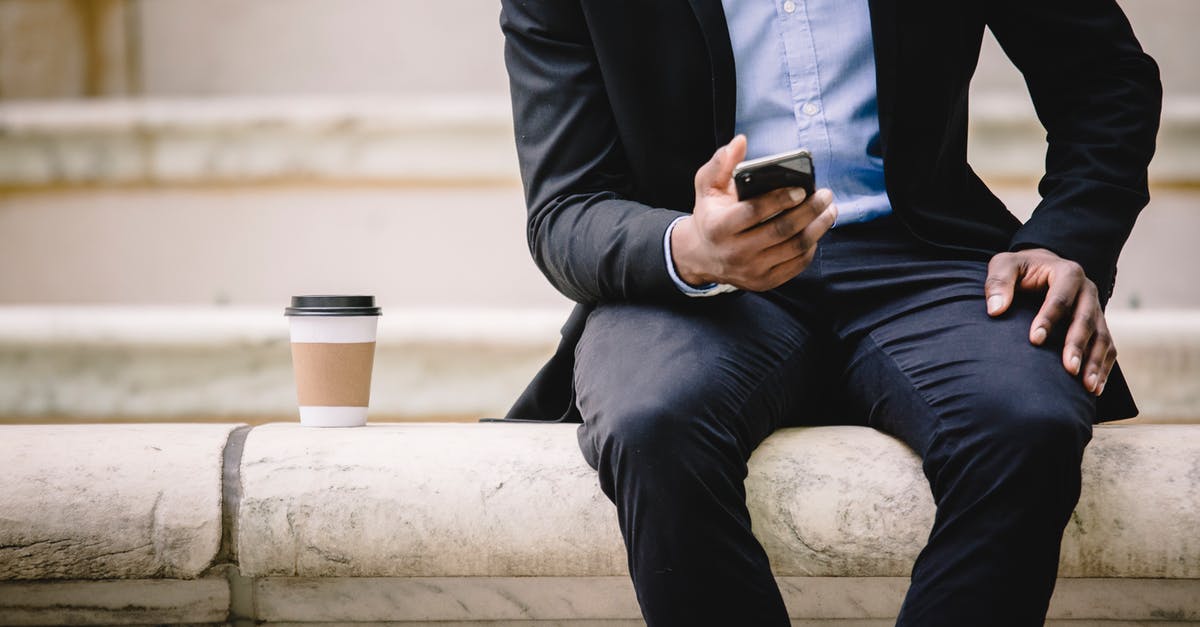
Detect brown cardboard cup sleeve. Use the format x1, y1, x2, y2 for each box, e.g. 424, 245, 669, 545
290, 341, 377, 407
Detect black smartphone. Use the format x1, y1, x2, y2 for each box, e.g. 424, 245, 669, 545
733, 148, 815, 201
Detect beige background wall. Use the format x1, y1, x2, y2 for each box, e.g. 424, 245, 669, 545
3, 0, 1197, 99
0, 0, 1195, 310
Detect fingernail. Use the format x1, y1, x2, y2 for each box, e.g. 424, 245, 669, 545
789, 188, 807, 203
1032, 326, 1047, 344
1088, 373, 1099, 391
1097, 380, 1106, 396
987, 295, 1004, 314
1069, 354, 1081, 374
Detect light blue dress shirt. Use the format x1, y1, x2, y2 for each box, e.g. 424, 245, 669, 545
666, 0, 891, 296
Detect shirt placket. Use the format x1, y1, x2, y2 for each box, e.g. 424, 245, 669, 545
775, 0, 830, 191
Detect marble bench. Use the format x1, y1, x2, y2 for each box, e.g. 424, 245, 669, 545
1, 422, 1198, 625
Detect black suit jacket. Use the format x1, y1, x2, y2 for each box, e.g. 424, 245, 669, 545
497, 0, 1161, 424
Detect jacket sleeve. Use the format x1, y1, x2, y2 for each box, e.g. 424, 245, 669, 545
987, 0, 1162, 301
500, 0, 692, 305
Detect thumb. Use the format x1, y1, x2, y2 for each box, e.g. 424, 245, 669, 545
985, 252, 1021, 316
694, 134, 746, 197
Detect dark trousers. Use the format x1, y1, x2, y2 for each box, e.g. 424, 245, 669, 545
573, 216, 1095, 626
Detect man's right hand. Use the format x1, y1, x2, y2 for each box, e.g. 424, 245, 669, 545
670, 135, 838, 292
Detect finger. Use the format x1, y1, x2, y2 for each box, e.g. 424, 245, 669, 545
1097, 343, 1118, 397
1061, 288, 1098, 376
1029, 265, 1084, 345
759, 202, 838, 267
1082, 315, 1116, 395
740, 234, 824, 292
984, 253, 1021, 317
739, 187, 832, 242
723, 185, 813, 234
757, 246, 818, 290
694, 135, 747, 198
719, 201, 833, 291
730, 203, 836, 291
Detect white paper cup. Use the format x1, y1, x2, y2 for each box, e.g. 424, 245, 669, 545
285, 296, 381, 428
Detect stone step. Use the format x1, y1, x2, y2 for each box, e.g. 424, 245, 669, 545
1, 97, 1196, 311
0, 307, 1197, 423
0, 306, 564, 422
0, 96, 519, 187
1, 95, 1197, 186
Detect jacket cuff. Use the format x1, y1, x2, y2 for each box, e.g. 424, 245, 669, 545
1008, 226, 1119, 306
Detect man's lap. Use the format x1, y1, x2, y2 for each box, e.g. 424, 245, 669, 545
573, 217, 1096, 468
572, 290, 826, 470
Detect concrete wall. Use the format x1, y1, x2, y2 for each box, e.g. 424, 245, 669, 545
2, 0, 1195, 100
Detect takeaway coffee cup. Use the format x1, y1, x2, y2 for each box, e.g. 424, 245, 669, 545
284, 295, 382, 427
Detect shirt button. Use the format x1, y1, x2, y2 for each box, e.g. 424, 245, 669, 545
802, 102, 820, 116
783, 1, 796, 13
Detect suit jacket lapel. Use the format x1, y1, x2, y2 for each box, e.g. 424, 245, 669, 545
686, 0, 737, 146
867, 0, 898, 157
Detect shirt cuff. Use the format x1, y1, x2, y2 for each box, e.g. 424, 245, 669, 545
663, 216, 739, 297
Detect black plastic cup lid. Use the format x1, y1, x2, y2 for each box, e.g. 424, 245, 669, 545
285, 295, 381, 316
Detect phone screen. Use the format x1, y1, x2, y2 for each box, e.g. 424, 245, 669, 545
733, 149, 815, 201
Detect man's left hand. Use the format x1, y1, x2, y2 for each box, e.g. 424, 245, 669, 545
985, 248, 1114, 396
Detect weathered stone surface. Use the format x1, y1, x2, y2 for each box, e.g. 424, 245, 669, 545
239, 423, 1200, 580
0, 424, 242, 580
253, 576, 901, 622
1060, 425, 1200, 578
1044, 623, 1200, 627
250, 576, 1200, 623
0, 577, 229, 625
237, 423, 627, 578
1, 422, 1197, 624
255, 576, 640, 623
1048, 579, 1200, 621
777, 577, 908, 620
264, 622, 647, 627
255, 614, 1200, 619
250, 576, 900, 623
755, 425, 1200, 578
747, 427, 936, 577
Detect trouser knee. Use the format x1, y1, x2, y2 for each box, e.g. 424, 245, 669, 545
925, 398, 1092, 513
579, 401, 746, 507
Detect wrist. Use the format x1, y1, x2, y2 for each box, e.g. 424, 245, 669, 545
670, 216, 718, 287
